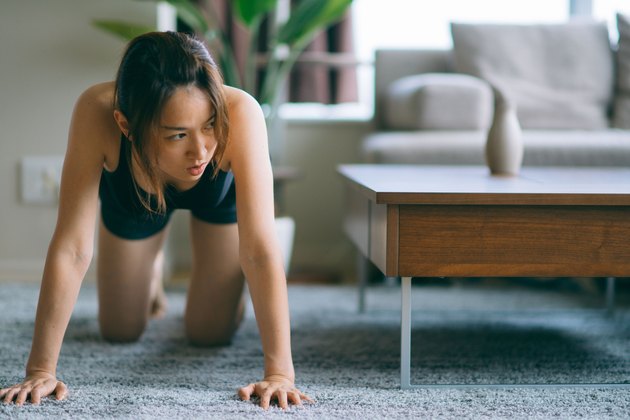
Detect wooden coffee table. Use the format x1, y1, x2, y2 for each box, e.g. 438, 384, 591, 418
338, 164, 630, 389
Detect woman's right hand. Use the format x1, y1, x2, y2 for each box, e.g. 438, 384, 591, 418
0, 372, 68, 405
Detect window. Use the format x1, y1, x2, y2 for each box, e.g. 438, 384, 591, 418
353, 0, 568, 53
351, 0, 569, 116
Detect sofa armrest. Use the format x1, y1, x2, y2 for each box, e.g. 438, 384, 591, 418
374, 49, 452, 128
382, 73, 493, 130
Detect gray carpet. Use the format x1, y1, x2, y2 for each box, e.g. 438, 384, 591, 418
1, 280, 629, 419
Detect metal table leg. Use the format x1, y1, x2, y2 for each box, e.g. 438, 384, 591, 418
401, 276, 412, 389
357, 253, 368, 313
398, 275, 629, 390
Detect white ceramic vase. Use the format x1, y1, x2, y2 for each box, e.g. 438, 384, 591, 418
485, 87, 523, 176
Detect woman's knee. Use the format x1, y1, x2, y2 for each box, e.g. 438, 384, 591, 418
99, 316, 148, 343
184, 316, 242, 347
186, 330, 234, 347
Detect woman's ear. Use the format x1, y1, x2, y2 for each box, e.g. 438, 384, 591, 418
113, 110, 131, 139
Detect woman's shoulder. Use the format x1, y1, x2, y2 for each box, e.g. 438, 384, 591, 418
71, 82, 120, 170
76, 81, 116, 113
220, 86, 269, 170
224, 86, 264, 119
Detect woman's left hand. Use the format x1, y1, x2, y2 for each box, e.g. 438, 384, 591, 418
238, 375, 313, 410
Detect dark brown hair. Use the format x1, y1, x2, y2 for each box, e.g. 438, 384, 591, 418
114, 31, 228, 214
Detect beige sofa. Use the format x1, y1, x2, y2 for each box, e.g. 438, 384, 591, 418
362, 17, 630, 167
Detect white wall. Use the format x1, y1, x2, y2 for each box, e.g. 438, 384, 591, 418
284, 121, 371, 282
0, 0, 371, 284
0, 0, 157, 280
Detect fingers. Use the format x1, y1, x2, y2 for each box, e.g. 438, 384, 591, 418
300, 391, 315, 403
2, 387, 18, 404
1, 379, 67, 405
260, 389, 273, 410
277, 392, 288, 410
31, 387, 42, 405
287, 390, 302, 406
238, 381, 313, 410
54, 382, 68, 401
237, 383, 255, 401
15, 388, 31, 406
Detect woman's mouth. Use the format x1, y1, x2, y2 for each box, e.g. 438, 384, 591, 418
187, 162, 207, 176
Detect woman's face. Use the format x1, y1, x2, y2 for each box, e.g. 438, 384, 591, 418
154, 85, 217, 191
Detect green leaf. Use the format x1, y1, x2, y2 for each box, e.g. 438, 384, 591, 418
277, 0, 352, 47
233, 0, 277, 27
164, 0, 209, 32
92, 19, 155, 41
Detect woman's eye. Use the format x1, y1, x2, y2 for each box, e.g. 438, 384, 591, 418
168, 133, 186, 140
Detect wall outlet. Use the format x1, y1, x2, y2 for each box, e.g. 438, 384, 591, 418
20, 155, 64, 205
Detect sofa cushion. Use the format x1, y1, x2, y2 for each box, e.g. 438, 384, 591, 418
613, 13, 630, 128
383, 73, 493, 130
362, 130, 630, 166
451, 22, 614, 130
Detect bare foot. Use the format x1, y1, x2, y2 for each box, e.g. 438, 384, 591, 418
149, 279, 168, 319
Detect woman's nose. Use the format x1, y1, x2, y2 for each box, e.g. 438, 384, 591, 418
187, 134, 207, 159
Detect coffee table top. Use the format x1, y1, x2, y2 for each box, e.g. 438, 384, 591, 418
338, 165, 630, 206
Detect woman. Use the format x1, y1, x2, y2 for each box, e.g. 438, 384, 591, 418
0, 31, 309, 410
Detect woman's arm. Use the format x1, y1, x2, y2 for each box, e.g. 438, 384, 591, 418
0, 85, 112, 405
225, 89, 309, 409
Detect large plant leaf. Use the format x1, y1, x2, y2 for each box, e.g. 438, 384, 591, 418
277, 0, 352, 47
92, 19, 156, 41
233, 0, 277, 27
164, 0, 209, 32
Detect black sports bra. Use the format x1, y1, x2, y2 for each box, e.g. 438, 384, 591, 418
99, 136, 234, 217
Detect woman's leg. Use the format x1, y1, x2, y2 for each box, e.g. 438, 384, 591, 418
185, 216, 245, 347
148, 249, 168, 320
97, 219, 169, 342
